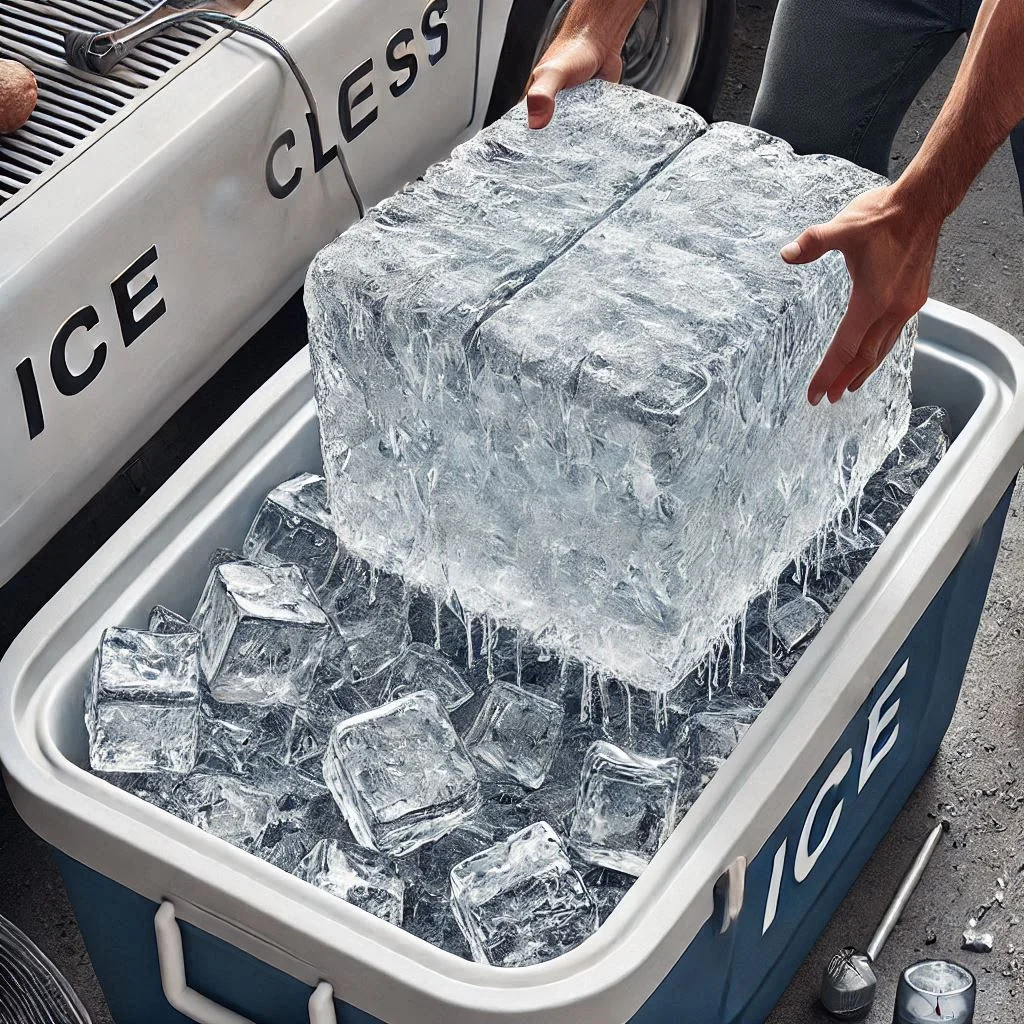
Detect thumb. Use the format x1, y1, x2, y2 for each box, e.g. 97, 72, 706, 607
527, 65, 565, 129
780, 224, 839, 265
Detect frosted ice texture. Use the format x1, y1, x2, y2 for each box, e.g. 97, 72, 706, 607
380, 642, 474, 712
322, 691, 481, 856
449, 821, 598, 967
306, 84, 913, 694
86, 627, 200, 774
191, 560, 331, 705
569, 740, 682, 876
295, 839, 404, 925
464, 680, 563, 789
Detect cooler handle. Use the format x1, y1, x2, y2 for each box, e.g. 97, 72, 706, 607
154, 901, 338, 1024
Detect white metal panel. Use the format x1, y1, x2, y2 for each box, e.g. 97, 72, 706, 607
0, 0, 513, 586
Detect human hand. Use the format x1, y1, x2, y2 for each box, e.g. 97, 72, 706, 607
526, 30, 623, 129
781, 185, 943, 405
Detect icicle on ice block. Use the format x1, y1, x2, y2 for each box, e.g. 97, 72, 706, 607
306, 83, 913, 694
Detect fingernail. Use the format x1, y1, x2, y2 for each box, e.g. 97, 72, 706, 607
809, 388, 824, 406
780, 241, 801, 262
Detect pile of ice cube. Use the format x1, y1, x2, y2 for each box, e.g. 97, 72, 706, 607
306, 82, 915, 695
85, 407, 948, 967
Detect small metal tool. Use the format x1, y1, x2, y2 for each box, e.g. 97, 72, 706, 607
821, 823, 945, 1020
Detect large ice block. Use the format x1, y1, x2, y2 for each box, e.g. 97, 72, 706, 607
309, 84, 913, 694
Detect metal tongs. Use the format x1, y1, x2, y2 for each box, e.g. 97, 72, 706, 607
64, 1, 253, 76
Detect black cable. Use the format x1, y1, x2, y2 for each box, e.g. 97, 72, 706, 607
65, 11, 365, 216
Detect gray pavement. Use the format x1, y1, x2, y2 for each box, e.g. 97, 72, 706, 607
2, 4, 1024, 1022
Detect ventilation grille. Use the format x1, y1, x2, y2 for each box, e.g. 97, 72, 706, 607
0, 1, 219, 211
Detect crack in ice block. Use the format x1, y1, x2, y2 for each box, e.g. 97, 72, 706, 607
450, 821, 598, 967
569, 740, 682, 876
191, 560, 331, 706
322, 691, 481, 856
294, 839, 405, 926
307, 83, 913, 694
86, 627, 201, 774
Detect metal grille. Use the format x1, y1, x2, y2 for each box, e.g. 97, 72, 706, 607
0, 1, 219, 210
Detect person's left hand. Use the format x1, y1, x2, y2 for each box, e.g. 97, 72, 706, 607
781, 184, 943, 405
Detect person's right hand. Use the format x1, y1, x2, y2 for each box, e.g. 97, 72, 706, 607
526, 31, 623, 129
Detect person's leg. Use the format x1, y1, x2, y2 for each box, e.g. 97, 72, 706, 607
750, 0, 962, 176
1010, 123, 1024, 214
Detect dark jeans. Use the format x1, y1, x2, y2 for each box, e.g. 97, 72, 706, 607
749, 0, 1024, 210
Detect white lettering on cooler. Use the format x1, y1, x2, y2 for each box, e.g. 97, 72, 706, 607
761, 660, 909, 935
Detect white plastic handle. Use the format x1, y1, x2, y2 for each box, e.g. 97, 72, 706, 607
154, 900, 338, 1024
718, 856, 747, 935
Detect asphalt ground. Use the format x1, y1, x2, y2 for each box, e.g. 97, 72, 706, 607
2, 3, 1023, 1021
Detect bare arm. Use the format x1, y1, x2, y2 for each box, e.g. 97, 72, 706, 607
526, 0, 647, 128
791, 0, 1024, 404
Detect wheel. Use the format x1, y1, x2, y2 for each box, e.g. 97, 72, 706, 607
485, 0, 736, 125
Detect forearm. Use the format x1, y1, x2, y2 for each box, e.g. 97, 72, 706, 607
892, 0, 1024, 220
559, 0, 648, 52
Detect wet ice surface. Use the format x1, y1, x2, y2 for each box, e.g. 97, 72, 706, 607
86, 627, 201, 774
86, 404, 947, 963
307, 85, 914, 694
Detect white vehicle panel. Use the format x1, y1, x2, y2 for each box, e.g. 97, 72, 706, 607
0, 0, 514, 586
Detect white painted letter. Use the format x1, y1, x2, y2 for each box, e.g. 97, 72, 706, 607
795, 749, 853, 883
858, 660, 908, 794
762, 839, 787, 934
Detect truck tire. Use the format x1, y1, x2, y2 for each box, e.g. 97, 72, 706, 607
485, 0, 736, 124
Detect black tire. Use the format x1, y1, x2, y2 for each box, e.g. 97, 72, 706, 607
485, 0, 737, 126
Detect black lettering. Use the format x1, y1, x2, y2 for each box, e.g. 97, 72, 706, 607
50, 306, 106, 397
16, 358, 44, 439
339, 59, 378, 143
112, 246, 166, 348
422, 0, 449, 66
266, 130, 302, 199
306, 114, 340, 173
387, 27, 419, 97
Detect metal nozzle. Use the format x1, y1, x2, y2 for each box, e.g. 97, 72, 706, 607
64, 0, 253, 74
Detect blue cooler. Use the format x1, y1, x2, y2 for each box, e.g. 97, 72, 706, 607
3, 300, 1023, 1024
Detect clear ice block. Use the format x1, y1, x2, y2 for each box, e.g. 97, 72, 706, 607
771, 595, 827, 653
322, 691, 481, 856
243, 473, 341, 591
569, 740, 682, 876
307, 86, 913, 694
86, 627, 200, 774
191, 560, 331, 705
449, 821, 598, 967
676, 705, 761, 784
294, 839, 404, 925
380, 642, 473, 712
148, 605, 193, 635
464, 681, 563, 789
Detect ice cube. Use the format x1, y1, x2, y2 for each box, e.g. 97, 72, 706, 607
307, 92, 913, 695
148, 605, 193, 635
464, 680, 563, 789
172, 772, 280, 852
450, 821, 598, 967
243, 473, 341, 591
195, 697, 264, 775
770, 595, 827, 653
582, 866, 636, 925
569, 740, 682, 876
322, 691, 480, 856
380, 642, 473, 712
319, 560, 410, 680
96, 771, 181, 814
676, 704, 761, 784
209, 547, 243, 570
256, 788, 351, 871
191, 560, 331, 705
294, 839, 404, 926
86, 627, 201, 774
